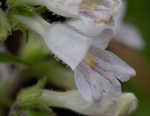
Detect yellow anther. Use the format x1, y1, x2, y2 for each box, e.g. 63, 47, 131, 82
81, 0, 96, 10
83, 54, 96, 68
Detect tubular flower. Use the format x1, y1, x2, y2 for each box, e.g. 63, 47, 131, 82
74, 47, 136, 103
20, 0, 121, 20
34, 90, 138, 116
67, 0, 122, 37
13, 0, 136, 103
16, 15, 92, 69
18, 88, 138, 116
15, 14, 112, 70
15, 0, 122, 70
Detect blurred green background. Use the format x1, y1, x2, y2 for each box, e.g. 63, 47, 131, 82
123, 0, 150, 115
126, 0, 150, 58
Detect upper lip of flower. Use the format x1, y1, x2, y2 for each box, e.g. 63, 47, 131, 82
79, 0, 121, 23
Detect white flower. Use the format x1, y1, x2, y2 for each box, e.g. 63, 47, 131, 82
74, 47, 136, 103
65, 0, 123, 50
114, 23, 145, 50
23, 0, 121, 20
15, 0, 135, 103
23, 0, 83, 17
67, 0, 122, 37
44, 24, 93, 70
16, 15, 92, 69
40, 90, 138, 116
16, 12, 118, 70
15, 0, 123, 70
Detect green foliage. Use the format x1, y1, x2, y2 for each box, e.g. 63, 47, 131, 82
0, 9, 11, 41
7, 4, 37, 31
0, 83, 12, 108
24, 108, 56, 116
21, 32, 49, 64
16, 79, 56, 115
17, 79, 45, 107
123, 81, 150, 116
9, 105, 56, 116
0, 52, 27, 65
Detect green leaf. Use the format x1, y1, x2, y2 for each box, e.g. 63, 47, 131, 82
0, 83, 12, 107
0, 52, 28, 65
12, 107, 56, 116
0, 9, 11, 41
25, 108, 56, 116
21, 32, 49, 64
17, 79, 47, 108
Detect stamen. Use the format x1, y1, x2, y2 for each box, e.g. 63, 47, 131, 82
83, 54, 96, 68
80, 0, 97, 10
80, 0, 121, 24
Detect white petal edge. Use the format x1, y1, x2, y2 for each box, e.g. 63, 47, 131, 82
89, 47, 136, 82
91, 29, 114, 49
92, 55, 122, 100
67, 16, 115, 37
44, 24, 91, 70
67, 19, 114, 50
75, 58, 122, 103
74, 62, 103, 103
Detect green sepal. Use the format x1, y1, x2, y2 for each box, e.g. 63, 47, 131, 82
7, 4, 35, 30
20, 32, 49, 64
17, 79, 47, 108
0, 9, 11, 41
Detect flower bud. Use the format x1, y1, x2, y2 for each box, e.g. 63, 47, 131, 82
115, 93, 138, 116
38, 90, 138, 116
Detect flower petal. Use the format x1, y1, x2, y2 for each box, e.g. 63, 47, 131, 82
44, 24, 91, 70
67, 0, 122, 36
92, 55, 122, 100
74, 62, 103, 103
75, 57, 121, 103
43, 0, 82, 17
91, 29, 113, 49
67, 14, 115, 37
89, 47, 136, 82
115, 24, 145, 50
